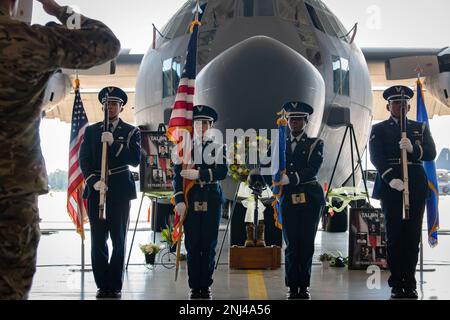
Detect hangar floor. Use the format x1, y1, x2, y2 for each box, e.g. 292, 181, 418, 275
29, 221, 450, 300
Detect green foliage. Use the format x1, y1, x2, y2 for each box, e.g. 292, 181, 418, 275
161, 224, 174, 247
48, 170, 68, 191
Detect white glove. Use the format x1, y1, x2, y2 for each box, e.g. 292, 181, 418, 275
175, 202, 187, 221
180, 169, 200, 180
280, 174, 290, 186
101, 132, 114, 146
399, 137, 413, 153
389, 179, 405, 192
93, 181, 108, 192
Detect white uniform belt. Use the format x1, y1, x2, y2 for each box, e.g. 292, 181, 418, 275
194, 181, 219, 186
94, 165, 129, 176
386, 159, 422, 166
299, 179, 318, 185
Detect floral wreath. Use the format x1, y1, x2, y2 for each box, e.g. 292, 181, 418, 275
228, 136, 271, 183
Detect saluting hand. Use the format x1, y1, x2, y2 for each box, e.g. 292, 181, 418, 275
399, 137, 413, 153
35, 0, 62, 16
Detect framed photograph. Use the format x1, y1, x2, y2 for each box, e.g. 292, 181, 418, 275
140, 130, 174, 192
348, 208, 388, 270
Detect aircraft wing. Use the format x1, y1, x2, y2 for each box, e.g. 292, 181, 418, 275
362, 48, 450, 120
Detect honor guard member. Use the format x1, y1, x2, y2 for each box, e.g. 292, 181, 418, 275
369, 85, 436, 299
79, 87, 141, 299
277, 102, 325, 299
172, 105, 228, 299
0, 0, 120, 299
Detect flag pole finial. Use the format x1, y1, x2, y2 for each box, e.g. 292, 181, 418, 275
74, 71, 80, 90
415, 65, 423, 79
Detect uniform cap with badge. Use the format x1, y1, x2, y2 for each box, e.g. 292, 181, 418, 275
282, 101, 314, 120
98, 86, 128, 106
383, 85, 414, 102
193, 105, 218, 122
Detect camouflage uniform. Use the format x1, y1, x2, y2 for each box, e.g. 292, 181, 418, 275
0, 6, 121, 299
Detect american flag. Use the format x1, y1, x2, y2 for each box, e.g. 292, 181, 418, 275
67, 85, 89, 239
166, 32, 198, 142
167, 12, 202, 242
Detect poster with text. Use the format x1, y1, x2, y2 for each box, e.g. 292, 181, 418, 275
348, 208, 388, 270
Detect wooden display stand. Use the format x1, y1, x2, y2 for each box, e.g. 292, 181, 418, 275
229, 245, 281, 270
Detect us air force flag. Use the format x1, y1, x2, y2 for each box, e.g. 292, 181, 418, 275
417, 79, 439, 247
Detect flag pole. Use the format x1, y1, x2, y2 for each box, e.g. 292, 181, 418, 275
77, 72, 86, 273
174, 0, 202, 282
415, 71, 436, 283
69, 74, 91, 273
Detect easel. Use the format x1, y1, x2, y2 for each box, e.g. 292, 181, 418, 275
125, 192, 146, 270
325, 123, 371, 206
215, 181, 241, 269
125, 192, 173, 270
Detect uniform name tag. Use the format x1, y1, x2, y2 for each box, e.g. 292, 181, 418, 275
194, 201, 208, 212
291, 193, 306, 205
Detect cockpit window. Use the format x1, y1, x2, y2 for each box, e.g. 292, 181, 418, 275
209, 0, 236, 26
277, 0, 310, 25
332, 56, 350, 96
162, 57, 182, 98
305, 2, 324, 33
240, 0, 275, 17
305, 0, 348, 42
158, 1, 198, 44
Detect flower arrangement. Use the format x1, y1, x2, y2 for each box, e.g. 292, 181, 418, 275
228, 136, 270, 183
319, 251, 348, 268
319, 253, 333, 262
139, 243, 161, 255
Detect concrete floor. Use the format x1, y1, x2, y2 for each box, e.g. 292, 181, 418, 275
29, 228, 450, 300
28, 194, 450, 300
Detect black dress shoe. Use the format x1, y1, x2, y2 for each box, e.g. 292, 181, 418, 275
96, 289, 109, 299
391, 287, 405, 299
298, 287, 311, 299
287, 287, 299, 300
108, 290, 122, 299
404, 289, 418, 299
200, 288, 212, 299
189, 289, 202, 299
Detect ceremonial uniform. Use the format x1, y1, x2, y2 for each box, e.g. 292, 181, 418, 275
172, 105, 228, 299
0, 6, 120, 299
278, 102, 325, 299
80, 87, 140, 298
369, 86, 436, 298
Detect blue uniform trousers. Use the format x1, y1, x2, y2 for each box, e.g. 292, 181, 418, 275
184, 184, 222, 289
281, 199, 322, 288
87, 194, 130, 291
382, 200, 425, 289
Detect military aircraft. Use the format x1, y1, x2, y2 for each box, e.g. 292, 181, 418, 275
134, 0, 450, 195
16, 0, 450, 195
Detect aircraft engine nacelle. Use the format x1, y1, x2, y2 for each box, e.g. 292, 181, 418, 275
41, 72, 72, 112
426, 72, 450, 108
385, 47, 450, 110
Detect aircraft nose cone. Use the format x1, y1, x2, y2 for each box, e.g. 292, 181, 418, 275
195, 36, 325, 134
